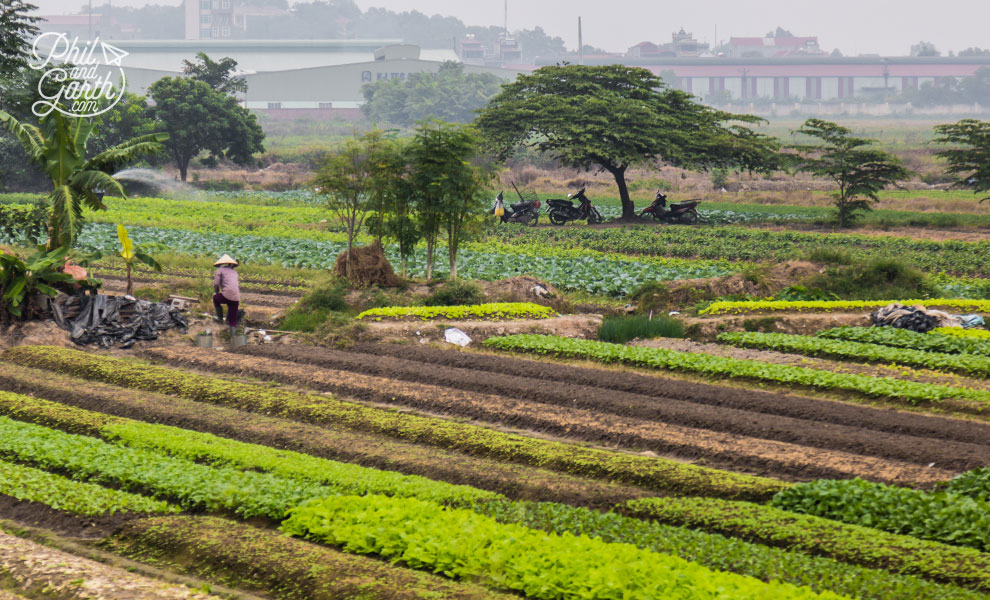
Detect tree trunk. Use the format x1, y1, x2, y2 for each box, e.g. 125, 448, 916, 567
425, 237, 434, 281
448, 240, 458, 280
126, 262, 133, 296
400, 257, 407, 278
179, 163, 188, 182
608, 165, 635, 219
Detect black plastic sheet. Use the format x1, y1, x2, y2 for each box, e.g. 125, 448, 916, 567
52, 293, 188, 349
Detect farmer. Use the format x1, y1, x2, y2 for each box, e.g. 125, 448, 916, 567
212, 254, 242, 331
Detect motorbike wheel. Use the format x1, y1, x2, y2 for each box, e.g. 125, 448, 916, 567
527, 213, 540, 227
588, 208, 603, 225
548, 210, 568, 226
679, 210, 699, 225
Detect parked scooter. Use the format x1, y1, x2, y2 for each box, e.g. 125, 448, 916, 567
491, 191, 541, 226
640, 190, 700, 224
546, 188, 603, 225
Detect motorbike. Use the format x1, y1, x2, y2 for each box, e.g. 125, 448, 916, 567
640, 190, 700, 224
491, 191, 541, 226
546, 188, 603, 225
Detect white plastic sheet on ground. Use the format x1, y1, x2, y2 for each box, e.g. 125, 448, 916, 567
444, 327, 472, 347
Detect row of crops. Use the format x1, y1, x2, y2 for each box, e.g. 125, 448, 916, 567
3, 348, 990, 599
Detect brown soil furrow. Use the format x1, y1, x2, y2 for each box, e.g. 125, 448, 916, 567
349, 342, 990, 445
143, 347, 955, 485
0, 363, 650, 508
237, 345, 990, 471
0, 494, 137, 539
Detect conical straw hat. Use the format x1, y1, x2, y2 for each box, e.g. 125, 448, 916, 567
214, 254, 238, 266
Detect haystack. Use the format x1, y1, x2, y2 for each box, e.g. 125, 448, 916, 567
334, 241, 401, 287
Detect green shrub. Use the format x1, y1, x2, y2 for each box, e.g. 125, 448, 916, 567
806, 247, 855, 265
424, 279, 485, 307
628, 281, 673, 313
281, 280, 349, 332
807, 258, 938, 300
598, 314, 684, 343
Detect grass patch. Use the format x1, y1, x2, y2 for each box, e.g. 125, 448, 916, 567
598, 314, 684, 343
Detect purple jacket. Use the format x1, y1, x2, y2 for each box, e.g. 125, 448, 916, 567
214, 266, 240, 302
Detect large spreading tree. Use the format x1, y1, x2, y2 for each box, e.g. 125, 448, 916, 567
475, 64, 781, 219
147, 77, 264, 181
933, 119, 990, 203
790, 119, 911, 227
0, 0, 39, 78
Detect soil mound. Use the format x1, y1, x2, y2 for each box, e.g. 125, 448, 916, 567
650, 261, 823, 309
334, 241, 401, 287
0, 320, 70, 351
480, 276, 571, 312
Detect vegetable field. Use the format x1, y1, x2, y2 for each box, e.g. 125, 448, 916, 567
2, 336, 990, 600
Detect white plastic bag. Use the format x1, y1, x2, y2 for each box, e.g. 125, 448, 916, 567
444, 327, 472, 347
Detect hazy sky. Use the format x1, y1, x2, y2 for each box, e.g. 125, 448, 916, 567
30, 0, 990, 56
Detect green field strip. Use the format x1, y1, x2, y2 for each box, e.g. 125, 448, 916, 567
620, 496, 990, 591
772, 479, 990, 554
0, 457, 177, 517
4, 346, 787, 501
107, 516, 513, 600
819, 327, 990, 357
720, 331, 990, 377
483, 334, 990, 406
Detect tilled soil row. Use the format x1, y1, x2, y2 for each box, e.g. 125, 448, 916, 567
97, 276, 298, 308
144, 347, 955, 486
0, 528, 216, 600
237, 345, 990, 472
0, 494, 137, 539
0, 363, 651, 508
347, 342, 990, 446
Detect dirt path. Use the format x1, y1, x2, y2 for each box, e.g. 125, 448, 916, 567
0, 529, 217, 600
359, 313, 602, 343
636, 337, 990, 392
348, 343, 990, 445
144, 346, 960, 486
0, 362, 652, 508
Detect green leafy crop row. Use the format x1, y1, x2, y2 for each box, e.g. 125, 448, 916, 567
772, 479, 990, 553
0, 414, 328, 519
5, 346, 785, 501
0, 456, 177, 516
355, 302, 555, 321
619, 496, 990, 591
282, 495, 846, 600
718, 331, 990, 377
478, 500, 988, 599
701, 299, 990, 316
818, 327, 990, 358
482, 334, 990, 405
936, 328, 990, 340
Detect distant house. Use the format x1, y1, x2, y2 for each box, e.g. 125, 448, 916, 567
723, 36, 824, 58
627, 41, 662, 58
627, 30, 710, 59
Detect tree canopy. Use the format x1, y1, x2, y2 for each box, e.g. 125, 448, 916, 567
182, 52, 248, 95
147, 77, 264, 181
933, 119, 990, 203
362, 62, 505, 127
0, 0, 40, 78
475, 64, 781, 219
790, 119, 911, 227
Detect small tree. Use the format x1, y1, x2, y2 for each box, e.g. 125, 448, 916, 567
366, 137, 421, 277
181, 52, 248, 95
790, 119, 911, 227
116, 224, 162, 295
147, 77, 264, 181
313, 131, 389, 278
933, 119, 990, 203
407, 121, 491, 280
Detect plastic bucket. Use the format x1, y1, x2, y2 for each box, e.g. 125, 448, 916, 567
230, 333, 248, 348
196, 333, 213, 348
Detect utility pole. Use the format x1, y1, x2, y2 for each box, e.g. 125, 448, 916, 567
504, 0, 508, 35
88, 0, 93, 39
578, 16, 583, 65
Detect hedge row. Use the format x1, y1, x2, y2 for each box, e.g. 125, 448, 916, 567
718, 331, 990, 377
0, 457, 177, 517
5, 346, 786, 501
283, 495, 845, 600
356, 302, 555, 321
701, 299, 990, 316
482, 334, 990, 405
772, 479, 990, 553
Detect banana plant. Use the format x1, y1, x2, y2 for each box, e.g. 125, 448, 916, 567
0, 247, 74, 322
0, 109, 167, 251
117, 224, 163, 296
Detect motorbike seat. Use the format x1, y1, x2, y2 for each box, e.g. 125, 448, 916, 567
510, 201, 531, 212
671, 201, 698, 210
548, 198, 573, 208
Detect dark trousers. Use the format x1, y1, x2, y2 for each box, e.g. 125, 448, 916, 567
213, 293, 240, 328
